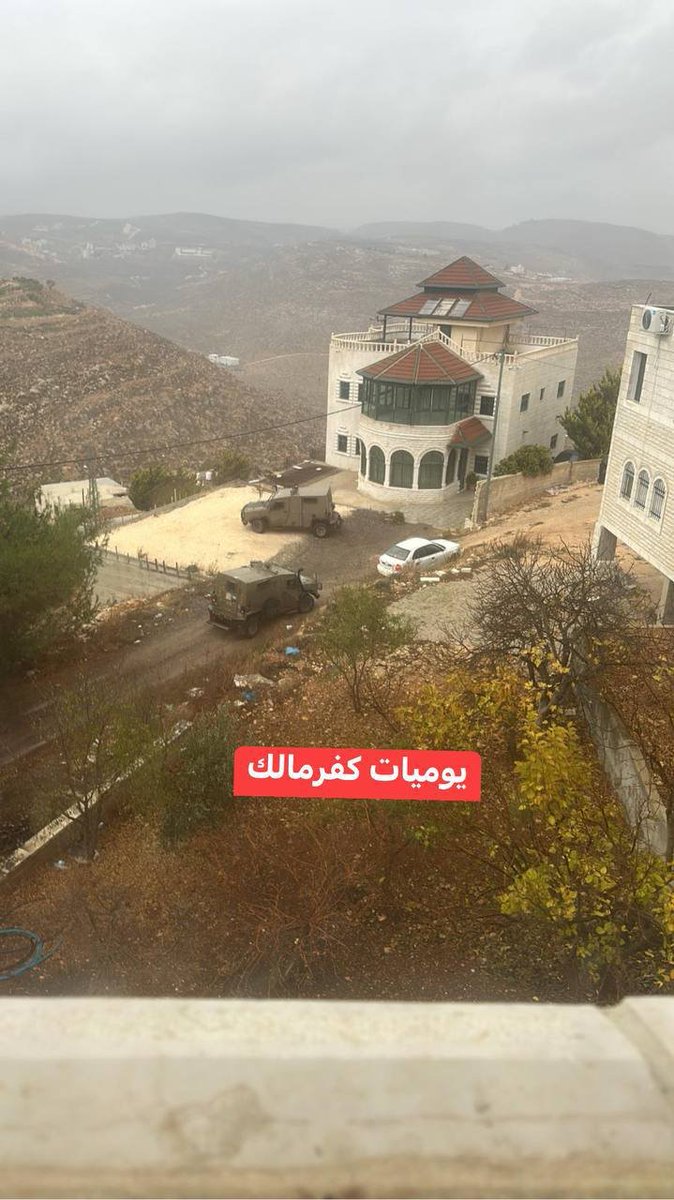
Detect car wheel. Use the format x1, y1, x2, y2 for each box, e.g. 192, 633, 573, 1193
313, 521, 328, 538
298, 592, 315, 613
244, 614, 260, 638
251, 518, 267, 534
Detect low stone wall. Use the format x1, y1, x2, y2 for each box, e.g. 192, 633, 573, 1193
472, 458, 601, 524
1, 997, 673, 1198
577, 683, 669, 857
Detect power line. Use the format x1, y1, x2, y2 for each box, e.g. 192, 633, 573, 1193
1, 402, 362, 475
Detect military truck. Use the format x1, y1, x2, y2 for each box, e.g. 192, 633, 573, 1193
208, 560, 322, 637
240, 486, 342, 538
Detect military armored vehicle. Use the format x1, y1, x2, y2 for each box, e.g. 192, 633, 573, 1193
208, 561, 322, 637
240, 486, 342, 538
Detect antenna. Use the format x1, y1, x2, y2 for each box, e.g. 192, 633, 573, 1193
644, 291, 652, 306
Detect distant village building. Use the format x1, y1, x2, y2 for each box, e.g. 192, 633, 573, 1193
207, 353, 240, 368
325, 256, 579, 516
37, 477, 134, 514
173, 246, 215, 259
593, 303, 674, 621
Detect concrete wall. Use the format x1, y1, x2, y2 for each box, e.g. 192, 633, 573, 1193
1, 997, 673, 1198
594, 305, 674, 582
472, 458, 600, 524
576, 683, 668, 857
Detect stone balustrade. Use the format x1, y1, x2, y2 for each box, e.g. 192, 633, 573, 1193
0, 996, 672, 1197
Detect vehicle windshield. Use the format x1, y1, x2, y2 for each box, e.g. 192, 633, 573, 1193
383, 544, 411, 561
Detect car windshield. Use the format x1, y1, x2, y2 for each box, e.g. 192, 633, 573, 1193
384, 544, 411, 561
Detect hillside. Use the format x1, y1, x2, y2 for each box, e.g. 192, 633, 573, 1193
0, 277, 322, 480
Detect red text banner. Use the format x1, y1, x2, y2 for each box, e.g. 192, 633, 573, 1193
234, 746, 481, 802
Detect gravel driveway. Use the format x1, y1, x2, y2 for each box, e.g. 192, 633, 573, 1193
389, 576, 478, 642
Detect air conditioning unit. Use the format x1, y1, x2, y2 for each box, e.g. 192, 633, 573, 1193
641, 306, 674, 335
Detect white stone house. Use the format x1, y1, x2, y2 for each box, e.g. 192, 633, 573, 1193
593, 303, 674, 620
325, 256, 579, 517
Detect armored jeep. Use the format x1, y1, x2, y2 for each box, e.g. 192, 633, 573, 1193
240, 486, 342, 538
208, 560, 322, 637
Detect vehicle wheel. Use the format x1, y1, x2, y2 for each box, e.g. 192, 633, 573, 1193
251, 518, 267, 534
313, 521, 328, 538
244, 614, 260, 638
298, 592, 315, 614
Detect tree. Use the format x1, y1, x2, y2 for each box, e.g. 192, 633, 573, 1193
149, 706, 236, 847
48, 675, 155, 860
464, 536, 654, 722
396, 665, 673, 998
203, 449, 250, 483
128, 465, 197, 511
559, 366, 620, 459
316, 586, 415, 714
493, 444, 553, 477
0, 482, 100, 676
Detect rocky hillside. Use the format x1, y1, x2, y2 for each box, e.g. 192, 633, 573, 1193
0, 277, 322, 480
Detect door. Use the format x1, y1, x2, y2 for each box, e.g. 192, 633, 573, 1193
269, 498, 289, 528
412, 544, 441, 570
457, 448, 468, 490
282, 576, 302, 612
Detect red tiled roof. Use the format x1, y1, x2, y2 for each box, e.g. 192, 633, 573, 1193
448, 417, 492, 447
418, 256, 503, 290
379, 290, 536, 322
357, 340, 482, 385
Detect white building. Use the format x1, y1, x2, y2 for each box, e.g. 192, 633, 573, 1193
325, 256, 578, 517
37, 477, 134, 513
593, 303, 674, 621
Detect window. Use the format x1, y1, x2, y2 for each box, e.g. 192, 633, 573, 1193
359, 441, 367, 476
445, 448, 457, 484
338, 380, 350, 400
357, 382, 363, 405
539, 387, 545, 402
389, 449, 414, 488
634, 469, 650, 510
413, 543, 442, 560
479, 395, 495, 417
418, 450, 444, 489
474, 454, 489, 475
520, 393, 530, 412
368, 445, 385, 484
649, 477, 666, 520
627, 352, 647, 403
557, 380, 566, 398
620, 461, 635, 500
336, 433, 348, 454
549, 434, 558, 450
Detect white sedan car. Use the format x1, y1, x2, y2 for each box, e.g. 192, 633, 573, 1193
377, 536, 460, 577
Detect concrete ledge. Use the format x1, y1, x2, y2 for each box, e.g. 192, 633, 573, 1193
0, 998, 673, 1197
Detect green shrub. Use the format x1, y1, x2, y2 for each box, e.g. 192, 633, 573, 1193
494, 444, 553, 478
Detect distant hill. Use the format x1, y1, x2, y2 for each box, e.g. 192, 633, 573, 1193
0, 277, 322, 480
354, 218, 674, 281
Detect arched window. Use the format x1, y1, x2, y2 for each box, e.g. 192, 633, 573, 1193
649, 477, 666, 520
418, 450, 444, 489
359, 440, 367, 476
389, 449, 414, 488
619, 461, 635, 499
445, 448, 457, 484
634, 469, 650, 510
368, 445, 385, 485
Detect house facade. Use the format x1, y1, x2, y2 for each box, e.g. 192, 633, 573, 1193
325, 256, 579, 517
592, 303, 674, 620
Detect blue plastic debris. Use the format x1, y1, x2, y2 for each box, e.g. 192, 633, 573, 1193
284, 646, 300, 657
242, 690, 256, 702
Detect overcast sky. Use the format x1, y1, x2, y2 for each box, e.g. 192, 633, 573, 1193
1, 0, 673, 233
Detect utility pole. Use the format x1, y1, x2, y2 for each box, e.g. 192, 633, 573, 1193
479, 345, 507, 525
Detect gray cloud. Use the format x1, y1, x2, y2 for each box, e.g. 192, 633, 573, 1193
1, 0, 673, 232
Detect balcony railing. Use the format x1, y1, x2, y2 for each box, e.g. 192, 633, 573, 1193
331, 326, 578, 365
